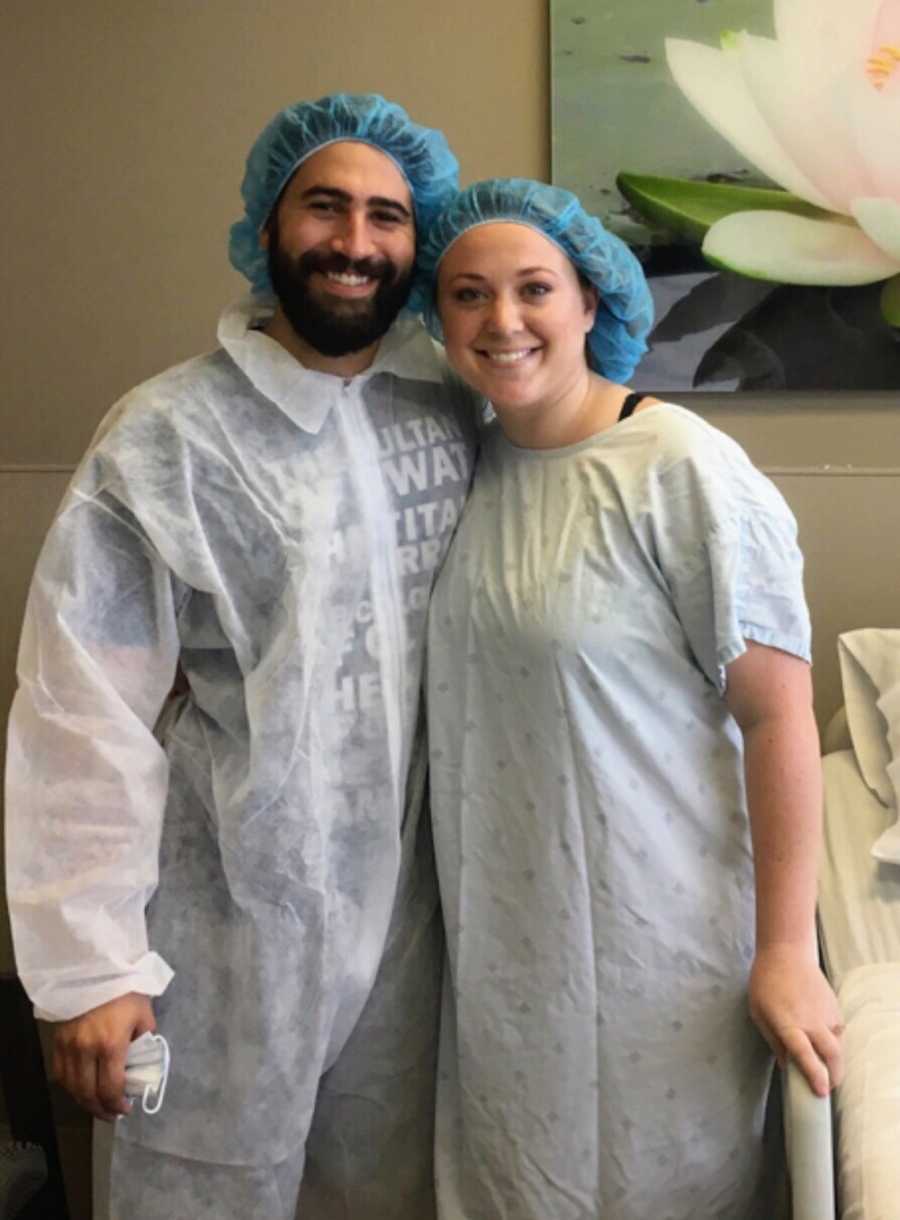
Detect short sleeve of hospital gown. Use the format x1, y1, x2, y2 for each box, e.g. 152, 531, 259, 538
646, 407, 811, 692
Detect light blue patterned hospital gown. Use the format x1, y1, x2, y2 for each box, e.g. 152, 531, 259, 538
427, 403, 811, 1220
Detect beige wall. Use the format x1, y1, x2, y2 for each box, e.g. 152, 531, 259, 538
0, 0, 548, 465
0, 0, 548, 979
1, 0, 898, 986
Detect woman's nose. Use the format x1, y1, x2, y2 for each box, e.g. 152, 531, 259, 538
486, 294, 522, 333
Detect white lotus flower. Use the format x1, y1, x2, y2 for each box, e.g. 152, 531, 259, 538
666, 0, 900, 285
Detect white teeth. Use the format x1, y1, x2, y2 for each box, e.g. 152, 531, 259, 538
484, 349, 534, 364
326, 272, 370, 286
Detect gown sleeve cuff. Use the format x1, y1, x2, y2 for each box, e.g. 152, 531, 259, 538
30, 953, 175, 1023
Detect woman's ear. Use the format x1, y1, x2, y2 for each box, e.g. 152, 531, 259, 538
582, 283, 599, 332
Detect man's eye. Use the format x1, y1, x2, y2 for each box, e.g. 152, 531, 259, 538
309, 200, 338, 214
371, 210, 405, 225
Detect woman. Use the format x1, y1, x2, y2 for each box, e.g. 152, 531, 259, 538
414, 180, 844, 1220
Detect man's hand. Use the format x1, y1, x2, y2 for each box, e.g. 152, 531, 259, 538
749, 945, 844, 1098
52, 993, 156, 1121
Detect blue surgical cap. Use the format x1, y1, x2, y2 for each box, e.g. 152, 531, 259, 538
229, 93, 459, 294
412, 178, 654, 383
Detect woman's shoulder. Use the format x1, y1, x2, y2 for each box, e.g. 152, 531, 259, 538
623, 400, 757, 471
630, 402, 795, 524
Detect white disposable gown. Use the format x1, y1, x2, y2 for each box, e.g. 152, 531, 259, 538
5, 297, 476, 1176
427, 404, 810, 1220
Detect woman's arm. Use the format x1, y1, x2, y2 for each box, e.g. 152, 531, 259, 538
725, 640, 844, 1097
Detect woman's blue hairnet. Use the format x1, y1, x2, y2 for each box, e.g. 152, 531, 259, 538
229, 93, 459, 295
412, 178, 654, 383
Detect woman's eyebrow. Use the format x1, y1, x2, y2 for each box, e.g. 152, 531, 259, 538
449, 266, 559, 281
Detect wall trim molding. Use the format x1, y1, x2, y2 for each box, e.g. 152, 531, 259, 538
764, 466, 900, 477
3, 464, 900, 478
0, 466, 75, 474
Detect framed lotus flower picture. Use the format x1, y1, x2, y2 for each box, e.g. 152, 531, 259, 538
551, 0, 900, 391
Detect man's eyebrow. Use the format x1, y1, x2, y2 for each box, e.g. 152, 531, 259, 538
369, 195, 412, 219
300, 186, 411, 218
300, 186, 352, 202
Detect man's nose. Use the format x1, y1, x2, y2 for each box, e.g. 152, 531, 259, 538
330, 211, 375, 261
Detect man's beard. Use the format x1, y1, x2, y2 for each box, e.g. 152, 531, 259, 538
267, 227, 412, 358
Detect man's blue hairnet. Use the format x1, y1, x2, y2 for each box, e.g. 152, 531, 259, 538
412, 178, 654, 383
229, 93, 459, 295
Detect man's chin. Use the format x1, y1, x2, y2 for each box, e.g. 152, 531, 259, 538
289, 319, 390, 358
315, 297, 378, 320
272, 270, 412, 360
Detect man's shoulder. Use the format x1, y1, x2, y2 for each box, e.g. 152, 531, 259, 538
377, 317, 483, 437
124, 347, 233, 416
405, 325, 481, 404
90, 347, 236, 450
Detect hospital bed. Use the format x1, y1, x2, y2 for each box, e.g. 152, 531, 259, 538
784, 628, 900, 1220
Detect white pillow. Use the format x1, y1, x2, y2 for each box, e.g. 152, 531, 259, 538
878, 755, 900, 863
820, 705, 851, 756
836, 629, 900, 863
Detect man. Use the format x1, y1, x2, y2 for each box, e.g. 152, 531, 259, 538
5, 94, 476, 1219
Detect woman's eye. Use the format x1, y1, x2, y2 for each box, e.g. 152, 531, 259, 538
523, 282, 551, 298
453, 288, 483, 303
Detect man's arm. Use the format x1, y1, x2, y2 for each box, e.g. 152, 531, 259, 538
725, 640, 844, 1098
6, 489, 181, 1116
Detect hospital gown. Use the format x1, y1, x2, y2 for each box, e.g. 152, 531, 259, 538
5, 296, 476, 1215
427, 403, 810, 1220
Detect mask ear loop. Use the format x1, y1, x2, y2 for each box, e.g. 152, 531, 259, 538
140, 1034, 171, 1115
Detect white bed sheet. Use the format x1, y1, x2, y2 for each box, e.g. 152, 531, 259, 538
819, 750, 900, 985
817, 748, 900, 1220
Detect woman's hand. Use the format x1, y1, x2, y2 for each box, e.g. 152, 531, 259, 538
52, 992, 156, 1121
749, 944, 844, 1097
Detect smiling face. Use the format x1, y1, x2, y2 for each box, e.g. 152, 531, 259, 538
261, 141, 416, 367
436, 222, 597, 421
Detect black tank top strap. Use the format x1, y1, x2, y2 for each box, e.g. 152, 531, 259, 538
617, 392, 647, 422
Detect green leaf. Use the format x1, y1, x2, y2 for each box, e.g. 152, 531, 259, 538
880, 274, 900, 326
615, 173, 834, 243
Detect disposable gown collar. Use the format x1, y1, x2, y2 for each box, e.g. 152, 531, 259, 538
217, 295, 443, 434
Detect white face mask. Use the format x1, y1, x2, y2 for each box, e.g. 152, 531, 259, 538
124, 1032, 171, 1115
